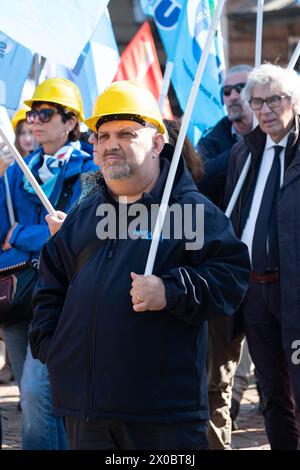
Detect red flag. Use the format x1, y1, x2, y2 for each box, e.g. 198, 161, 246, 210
114, 22, 172, 119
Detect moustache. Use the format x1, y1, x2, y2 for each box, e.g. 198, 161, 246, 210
229, 103, 242, 110
104, 151, 124, 159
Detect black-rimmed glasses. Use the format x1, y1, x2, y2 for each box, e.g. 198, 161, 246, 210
249, 95, 289, 111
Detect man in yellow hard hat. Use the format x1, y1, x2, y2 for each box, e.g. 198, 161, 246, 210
0, 77, 97, 450
30, 80, 250, 450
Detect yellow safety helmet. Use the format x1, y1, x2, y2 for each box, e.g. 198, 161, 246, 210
11, 107, 30, 131
85, 80, 165, 134
24, 78, 85, 121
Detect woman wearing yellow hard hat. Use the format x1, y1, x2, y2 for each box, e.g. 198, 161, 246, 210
12, 107, 35, 157
0, 77, 96, 450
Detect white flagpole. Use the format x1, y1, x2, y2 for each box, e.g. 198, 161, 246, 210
4, 173, 16, 225
288, 40, 300, 70
255, 0, 264, 67
158, 60, 174, 113
0, 128, 56, 216
144, 0, 226, 275
225, 0, 264, 218
225, 155, 251, 217
34, 54, 41, 86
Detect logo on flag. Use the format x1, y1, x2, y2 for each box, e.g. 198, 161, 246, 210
141, 0, 184, 60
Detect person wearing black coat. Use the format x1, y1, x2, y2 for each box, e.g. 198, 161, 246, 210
198, 65, 254, 449
224, 64, 300, 450
29, 81, 250, 450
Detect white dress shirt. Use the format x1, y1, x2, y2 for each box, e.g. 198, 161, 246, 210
241, 134, 288, 263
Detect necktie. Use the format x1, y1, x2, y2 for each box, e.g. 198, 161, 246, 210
251, 145, 283, 274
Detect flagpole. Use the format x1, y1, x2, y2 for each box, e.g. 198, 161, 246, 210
4, 173, 16, 225
288, 40, 300, 69
225, 0, 264, 218
34, 54, 41, 86
0, 128, 56, 216
255, 0, 264, 67
158, 61, 174, 112
144, 0, 226, 276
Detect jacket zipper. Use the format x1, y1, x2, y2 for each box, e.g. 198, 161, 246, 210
85, 238, 118, 421
0, 261, 29, 274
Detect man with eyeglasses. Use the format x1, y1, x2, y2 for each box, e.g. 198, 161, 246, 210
224, 63, 300, 449
197, 65, 254, 450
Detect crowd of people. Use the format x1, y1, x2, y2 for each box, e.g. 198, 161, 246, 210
0, 61, 300, 450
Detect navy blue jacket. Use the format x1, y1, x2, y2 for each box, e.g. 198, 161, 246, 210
30, 145, 250, 423
198, 116, 237, 206
224, 119, 300, 403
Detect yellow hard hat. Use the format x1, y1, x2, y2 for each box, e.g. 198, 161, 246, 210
11, 107, 29, 131
24, 78, 85, 121
85, 80, 165, 134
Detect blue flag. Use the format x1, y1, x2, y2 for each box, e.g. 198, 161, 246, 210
0, 32, 33, 110
141, 0, 185, 60
44, 10, 119, 118
171, 0, 225, 145
141, 0, 225, 145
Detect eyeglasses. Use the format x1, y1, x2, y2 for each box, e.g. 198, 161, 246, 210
222, 82, 246, 97
249, 95, 289, 111
26, 108, 62, 124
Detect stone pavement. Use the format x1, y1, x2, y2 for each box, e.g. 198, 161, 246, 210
231, 384, 270, 450
0, 381, 269, 450
0, 383, 21, 450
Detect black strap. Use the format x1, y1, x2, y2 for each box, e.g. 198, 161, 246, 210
74, 238, 104, 276
56, 175, 78, 212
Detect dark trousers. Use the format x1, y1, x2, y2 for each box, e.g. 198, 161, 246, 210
243, 280, 299, 449
65, 417, 209, 450
207, 316, 243, 449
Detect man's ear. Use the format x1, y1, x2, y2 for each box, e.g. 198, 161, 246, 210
152, 133, 165, 158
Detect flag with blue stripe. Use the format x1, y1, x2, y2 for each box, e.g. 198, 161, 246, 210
0, 32, 33, 110
171, 0, 226, 145
141, 0, 225, 145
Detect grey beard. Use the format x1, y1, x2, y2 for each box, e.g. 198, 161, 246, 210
229, 109, 245, 122
104, 163, 132, 180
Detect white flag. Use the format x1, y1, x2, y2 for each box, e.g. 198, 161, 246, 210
0, 0, 110, 68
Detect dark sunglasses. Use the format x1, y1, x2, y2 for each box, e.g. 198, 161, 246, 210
222, 82, 246, 97
26, 108, 63, 124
